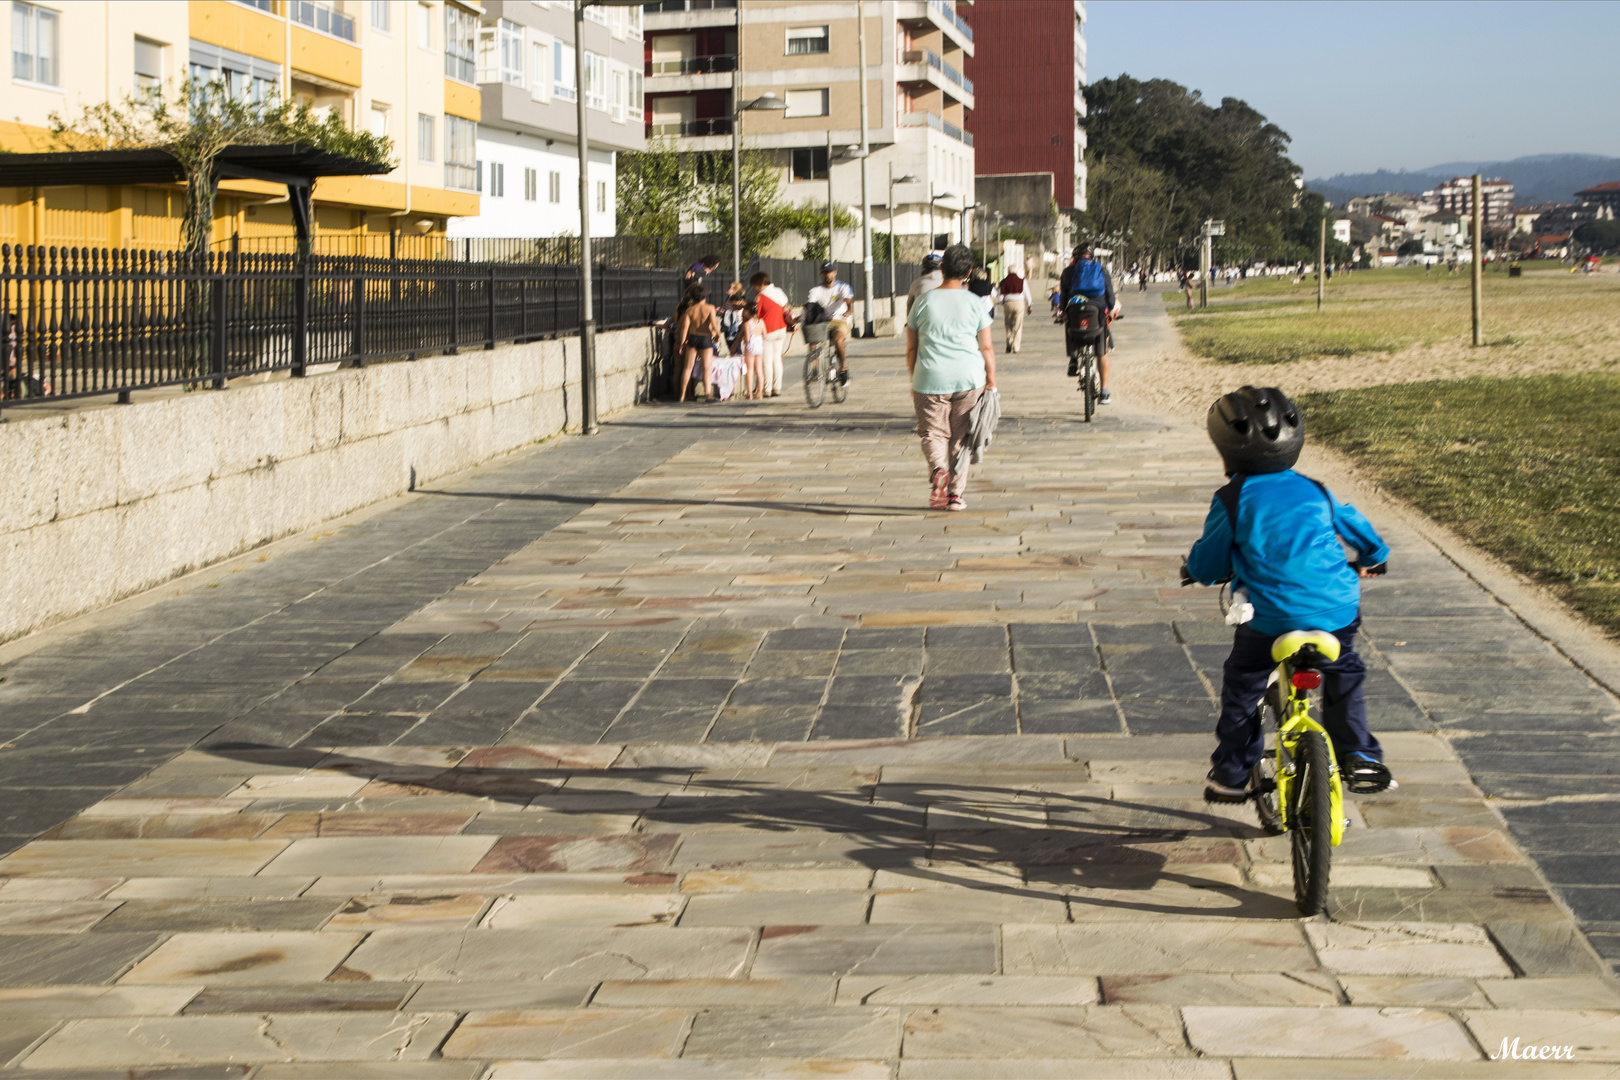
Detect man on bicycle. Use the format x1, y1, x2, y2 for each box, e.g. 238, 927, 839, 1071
807, 262, 855, 387
1058, 244, 1119, 404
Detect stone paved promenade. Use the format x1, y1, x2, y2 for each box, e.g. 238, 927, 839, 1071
1, 288, 1619, 1076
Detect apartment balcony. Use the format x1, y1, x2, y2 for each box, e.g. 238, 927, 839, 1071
897, 49, 974, 107
648, 55, 737, 76
644, 1, 737, 32
648, 117, 734, 138
645, 54, 737, 95
899, 110, 973, 147
894, 0, 974, 53
289, 0, 354, 42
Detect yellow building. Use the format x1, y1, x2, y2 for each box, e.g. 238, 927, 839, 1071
1, 0, 483, 253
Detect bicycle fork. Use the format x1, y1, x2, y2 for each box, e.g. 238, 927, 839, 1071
1271, 669, 1348, 847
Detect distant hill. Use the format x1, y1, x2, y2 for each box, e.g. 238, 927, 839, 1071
1307, 154, 1620, 206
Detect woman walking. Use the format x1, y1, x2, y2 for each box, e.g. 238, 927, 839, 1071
675, 285, 721, 403
749, 271, 793, 397
906, 245, 997, 511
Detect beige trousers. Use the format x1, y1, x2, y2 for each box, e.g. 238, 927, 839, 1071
912, 387, 983, 498
1002, 298, 1026, 353
762, 328, 787, 394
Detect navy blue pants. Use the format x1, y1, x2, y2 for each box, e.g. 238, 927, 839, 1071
1209, 616, 1382, 787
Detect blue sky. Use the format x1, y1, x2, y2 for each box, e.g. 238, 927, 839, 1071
1086, 1, 1620, 178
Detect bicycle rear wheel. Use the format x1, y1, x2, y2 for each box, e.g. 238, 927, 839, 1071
1290, 730, 1334, 916
803, 346, 826, 408
1082, 349, 1096, 422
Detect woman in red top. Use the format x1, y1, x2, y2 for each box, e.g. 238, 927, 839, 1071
749, 271, 793, 398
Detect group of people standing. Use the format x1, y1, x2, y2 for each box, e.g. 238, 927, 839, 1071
670, 265, 796, 404
670, 260, 854, 404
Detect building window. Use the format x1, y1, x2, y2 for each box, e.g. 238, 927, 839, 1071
626, 5, 641, 39
609, 64, 625, 122
786, 25, 829, 55
188, 43, 279, 104
475, 159, 481, 192
628, 69, 642, 122
445, 114, 477, 189
490, 161, 504, 196
12, 1, 60, 86
583, 3, 607, 26
529, 38, 549, 102
369, 103, 388, 136
524, 167, 537, 201
417, 112, 435, 161
583, 50, 606, 111
792, 146, 828, 182
548, 170, 561, 203
596, 180, 606, 213
235, 0, 273, 9
444, 4, 476, 82
552, 40, 575, 101
498, 19, 523, 84
371, 0, 390, 32
417, 2, 432, 49
784, 88, 828, 118
134, 36, 164, 96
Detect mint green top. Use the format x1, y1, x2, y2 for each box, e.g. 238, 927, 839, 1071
907, 287, 992, 394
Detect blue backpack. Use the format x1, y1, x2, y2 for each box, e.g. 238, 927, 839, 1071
1076, 258, 1108, 297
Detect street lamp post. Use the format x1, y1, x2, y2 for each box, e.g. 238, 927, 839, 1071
888, 166, 919, 317
856, 0, 874, 338
572, 0, 643, 435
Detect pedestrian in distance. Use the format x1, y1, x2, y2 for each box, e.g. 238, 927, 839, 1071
907, 252, 944, 302
674, 285, 721, 404
993, 264, 1033, 354
719, 282, 746, 357
749, 271, 793, 398
806, 261, 855, 387
684, 253, 720, 291
906, 244, 997, 513
1182, 386, 1396, 804
967, 266, 995, 316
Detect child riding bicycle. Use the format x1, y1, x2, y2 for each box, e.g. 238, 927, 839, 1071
1182, 386, 1395, 804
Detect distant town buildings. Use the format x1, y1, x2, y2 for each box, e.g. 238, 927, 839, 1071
1575, 182, 1620, 216
1423, 177, 1515, 232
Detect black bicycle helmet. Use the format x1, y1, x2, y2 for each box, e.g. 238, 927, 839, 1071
1207, 386, 1304, 475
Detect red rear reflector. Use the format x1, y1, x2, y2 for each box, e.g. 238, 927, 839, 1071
1292, 671, 1321, 690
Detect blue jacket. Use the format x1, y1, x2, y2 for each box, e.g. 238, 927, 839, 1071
1185, 470, 1389, 635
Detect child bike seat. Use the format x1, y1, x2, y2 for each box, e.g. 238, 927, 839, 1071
1270, 630, 1341, 664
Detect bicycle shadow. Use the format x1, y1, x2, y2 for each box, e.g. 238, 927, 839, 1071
202, 742, 1300, 922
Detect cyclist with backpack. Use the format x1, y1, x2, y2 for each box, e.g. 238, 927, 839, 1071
1058, 245, 1119, 404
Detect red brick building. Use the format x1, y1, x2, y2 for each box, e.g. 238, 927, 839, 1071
963, 0, 1087, 210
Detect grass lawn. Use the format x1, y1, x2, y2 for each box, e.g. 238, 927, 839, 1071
1171, 264, 1620, 365
1301, 374, 1620, 638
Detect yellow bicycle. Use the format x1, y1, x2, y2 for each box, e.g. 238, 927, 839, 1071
1251, 630, 1347, 916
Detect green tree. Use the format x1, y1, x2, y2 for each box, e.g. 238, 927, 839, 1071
1574, 219, 1620, 253
777, 202, 859, 262
49, 78, 391, 257
616, 137, 688, 243
693, 146, 796, 262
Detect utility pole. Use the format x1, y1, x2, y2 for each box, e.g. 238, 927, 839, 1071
857, 0, 874, 338
1471, 172, 1484, 346
1317, 217, 1325, 311
573, 0, 597, 435
826, 129, 834, 262
730, 1, 742, 285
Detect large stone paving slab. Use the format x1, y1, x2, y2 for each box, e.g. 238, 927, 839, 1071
1, 290, 1618, 1073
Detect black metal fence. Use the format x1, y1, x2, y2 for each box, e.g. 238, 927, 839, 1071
1, 244, 682, 408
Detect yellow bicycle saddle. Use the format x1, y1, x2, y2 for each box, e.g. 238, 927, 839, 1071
1270, 630, 1342, 664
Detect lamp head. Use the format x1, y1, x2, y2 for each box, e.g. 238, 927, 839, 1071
744, 93, 789, 111
895, 173, 920, 184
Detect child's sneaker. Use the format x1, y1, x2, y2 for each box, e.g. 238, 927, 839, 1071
1344, 753, 1394, 794
1204, 775, 1249, 804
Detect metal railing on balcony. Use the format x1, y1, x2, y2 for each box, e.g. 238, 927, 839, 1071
647, 54, 738, 76
929, 0, 973, 42
898, 49, 973, 96
642, 1, 736, 11
289, 1, 355, 42
647, 117, 733, 137
899, 110, 974, 147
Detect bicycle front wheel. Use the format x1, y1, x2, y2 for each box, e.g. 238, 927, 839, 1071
1290, 730, 1334, 916
803, 346, 826, 408
830, 363, 847, 403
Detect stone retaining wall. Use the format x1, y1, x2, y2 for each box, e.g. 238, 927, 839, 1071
0, 327, 661, 643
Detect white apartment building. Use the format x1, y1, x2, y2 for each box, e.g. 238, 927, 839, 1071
448, 0, 646, 239
643, 0, 976, 255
